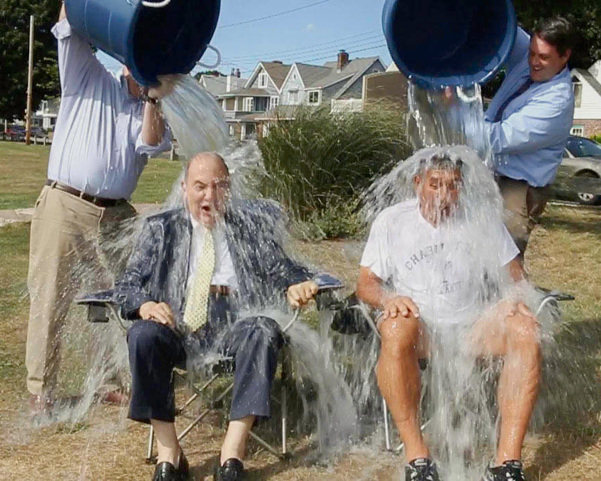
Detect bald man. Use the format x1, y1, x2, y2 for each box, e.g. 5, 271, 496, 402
117, 153, 318, 481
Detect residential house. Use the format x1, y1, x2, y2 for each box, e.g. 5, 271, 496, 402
217, 61, 291, 139
198, 69, 246, 98
279, 51, 387, 112
361, 60, 408, 109
571, 61, 601, 137
33, 98, 60, 131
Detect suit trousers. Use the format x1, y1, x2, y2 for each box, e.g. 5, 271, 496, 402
26, 185, 135, 396
127, 295, 283, 424
497, 176, 551, 258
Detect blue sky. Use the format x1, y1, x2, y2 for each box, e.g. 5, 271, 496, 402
98, 0, 393, 76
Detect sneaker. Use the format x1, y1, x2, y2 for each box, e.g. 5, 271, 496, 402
483, 460, 526, 481
405, 458, 440, 481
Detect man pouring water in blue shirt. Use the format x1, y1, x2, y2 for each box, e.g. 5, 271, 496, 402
485, 17, 575, 261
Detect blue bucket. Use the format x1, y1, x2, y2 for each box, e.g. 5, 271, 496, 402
382, 0, 517, 89
65, 0, 221, 86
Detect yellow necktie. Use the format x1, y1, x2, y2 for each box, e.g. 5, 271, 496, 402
184, 229, 215, 332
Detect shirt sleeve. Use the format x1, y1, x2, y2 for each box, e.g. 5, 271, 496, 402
360, 215, 391, 282
486, 88, 573, 156
52, 19, 111, 98
135, 125, 173, 158
504, 27, 531, 74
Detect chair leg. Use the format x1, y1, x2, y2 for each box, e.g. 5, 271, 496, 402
146, 424, 156, 464
383, 397, 392, 451
282, 384, 288, 455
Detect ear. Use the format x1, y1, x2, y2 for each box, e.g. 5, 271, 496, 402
563, 48, 572, 62
413, 175, 422, 189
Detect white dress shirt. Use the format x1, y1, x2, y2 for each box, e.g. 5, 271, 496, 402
187, 216, 238, 290
47, 19, 171, 199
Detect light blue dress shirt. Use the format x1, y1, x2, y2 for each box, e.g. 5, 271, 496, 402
48, 19, 171, 199
485, 28, 575, 187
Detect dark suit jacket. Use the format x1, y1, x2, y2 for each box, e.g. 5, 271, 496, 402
115, 201, 313, 327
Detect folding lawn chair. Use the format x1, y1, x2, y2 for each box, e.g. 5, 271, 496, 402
76, 272, 345, 463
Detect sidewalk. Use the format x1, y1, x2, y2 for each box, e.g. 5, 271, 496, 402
0, 204, 161, 228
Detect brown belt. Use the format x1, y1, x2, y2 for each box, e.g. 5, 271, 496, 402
209, 285, 231, 296
45, 180, 124, 208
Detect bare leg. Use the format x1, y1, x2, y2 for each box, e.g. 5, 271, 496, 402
151, 419, 182, 466
376, 314, 429, 462
496, 313, 541, 464
220, 416, 255, 464
472, 308, 541, 465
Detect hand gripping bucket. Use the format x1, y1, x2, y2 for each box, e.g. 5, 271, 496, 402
382, 0, 517, 89
65, 0, 221, 86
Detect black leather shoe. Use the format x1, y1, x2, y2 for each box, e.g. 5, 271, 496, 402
153, 452, 189, 481
214, 458, 246, 481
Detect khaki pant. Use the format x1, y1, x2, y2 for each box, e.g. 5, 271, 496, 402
26, 186, 136, 396
497, 176, 550, 259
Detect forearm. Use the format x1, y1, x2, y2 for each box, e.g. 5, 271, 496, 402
59, 3, 66, 21
356, 267, 390, 310
141, 102, 165, 146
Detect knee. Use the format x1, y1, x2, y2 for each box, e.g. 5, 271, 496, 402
378, 314, 420, 359
127, 320, 164, 356
240, 316, 282, 348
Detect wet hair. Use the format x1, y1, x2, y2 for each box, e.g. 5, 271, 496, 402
418, 154, 464, 177
533, 16, 574, 57
185, 152, 229, 179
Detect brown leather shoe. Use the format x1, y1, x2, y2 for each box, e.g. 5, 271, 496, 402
97, 390, 129, 406
29, 394, 54, 417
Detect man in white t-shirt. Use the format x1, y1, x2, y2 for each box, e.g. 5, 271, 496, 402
357, 153, 541, 481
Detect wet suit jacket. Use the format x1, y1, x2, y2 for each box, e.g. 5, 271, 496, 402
115, 201, 313, 329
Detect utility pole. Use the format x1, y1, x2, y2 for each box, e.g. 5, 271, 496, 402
25, 15, 35, 146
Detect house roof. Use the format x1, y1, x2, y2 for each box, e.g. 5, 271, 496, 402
295, 63, 331, 87
218, 88, 272, 98
306, 57, 383, 99
261, 62, 292, 89
199, 75, 228, 96
573, 68, 601, 98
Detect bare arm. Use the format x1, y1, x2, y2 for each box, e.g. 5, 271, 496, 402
357, 266, 421, 320
357, 266, 389, 310
59, 3, 66, 21
140, 102, 165, 146
508, 257, 527, 283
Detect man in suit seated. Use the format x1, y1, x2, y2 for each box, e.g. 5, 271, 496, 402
117, 152, 319, 481
357, 149, 541, 481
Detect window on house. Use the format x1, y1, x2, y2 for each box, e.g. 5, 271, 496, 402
571, 125, 585, 136
243, 97, 254, 111
258, 72, 268, 88
572, 80, 583, 108
270, 96, 279, 110
289, 90, 298, 103
308, 91, 320, 105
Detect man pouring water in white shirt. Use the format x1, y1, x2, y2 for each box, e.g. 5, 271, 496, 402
357, 147, 541, 481
26, 3, 173, 416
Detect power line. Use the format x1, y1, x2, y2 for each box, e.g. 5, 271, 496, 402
298, 44, 387, 65
220, 36, 385, 69
219, 0, 334, 29
224, 30, 380, 61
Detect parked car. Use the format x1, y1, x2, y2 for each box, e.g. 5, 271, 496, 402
553, 135, 601, 205
5, 125, 26, 141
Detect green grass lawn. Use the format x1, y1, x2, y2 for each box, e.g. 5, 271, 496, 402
1, 140, 601, 479
0, 141, 183, 209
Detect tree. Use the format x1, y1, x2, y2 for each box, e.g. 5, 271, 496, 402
0, 0, 61, 121
514, 0, 601, 69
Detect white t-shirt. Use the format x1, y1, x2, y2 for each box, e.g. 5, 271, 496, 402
188, 217, 238, 289
360, 199, 519, 325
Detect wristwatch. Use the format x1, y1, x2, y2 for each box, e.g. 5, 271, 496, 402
141, 94, 158, 105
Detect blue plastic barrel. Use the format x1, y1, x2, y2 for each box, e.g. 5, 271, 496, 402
382, 0, 517, 89
65, 0, 221, 86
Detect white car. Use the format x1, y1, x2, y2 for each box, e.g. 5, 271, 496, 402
553, 136, 601, 205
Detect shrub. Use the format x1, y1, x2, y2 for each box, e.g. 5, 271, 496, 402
256, 104, 411, 237
590, 134, 601, 145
